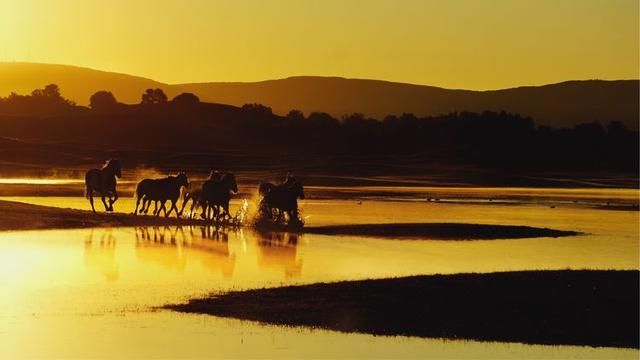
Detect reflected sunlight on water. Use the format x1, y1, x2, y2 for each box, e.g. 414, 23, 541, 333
0, 222, 638, 358
0, 178, 85, 185
0, 190, 638, 358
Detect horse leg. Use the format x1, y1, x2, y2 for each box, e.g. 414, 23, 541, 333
173, 199, 180, 218
222, 204, 231, 222
200, 203, 208, 220
190, 200, 198, 219
101, 194, 109, 211
136, 195, 146, 215
167, 200, 178, 218
212, 206, 219, 222
179, 197, 189, 218
290, 206, 302, 226
134, 195, 141, 214
109, 190, 118, 211
87, 189, 96, 213
213, 205, 221, 222
161, 201, 168, 217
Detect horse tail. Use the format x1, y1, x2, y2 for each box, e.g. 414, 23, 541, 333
134, 180, 146, 201
84, 171, 92, 199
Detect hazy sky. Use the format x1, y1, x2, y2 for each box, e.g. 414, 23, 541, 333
1, 0, 638, 89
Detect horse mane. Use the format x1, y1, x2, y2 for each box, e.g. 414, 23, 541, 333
259, 182, 275, 195
102, 159, 120, 170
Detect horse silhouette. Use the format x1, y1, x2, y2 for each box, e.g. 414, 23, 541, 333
179, 170, 220, 219
200, 172, 238, 221
259, 175, 305, 225
85, 159, 122, 213
134, 172, 189, 217
179, 188, 204, 219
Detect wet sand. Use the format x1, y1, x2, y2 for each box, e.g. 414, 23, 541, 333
167, 270, 639, 349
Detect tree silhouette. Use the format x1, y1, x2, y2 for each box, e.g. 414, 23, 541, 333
286, 109, 305, 121
43, 84, 61, 98
141, 88, 168, 104
89, 91, 118, 110
242, 103, 273, 117
172, 92, 200, 105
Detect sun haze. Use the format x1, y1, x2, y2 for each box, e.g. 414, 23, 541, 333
0, 0, 638, 89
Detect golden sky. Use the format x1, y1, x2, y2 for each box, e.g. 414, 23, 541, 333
0, 0, 638, 89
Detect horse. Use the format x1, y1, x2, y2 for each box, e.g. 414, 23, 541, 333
200, 172, 238, 221
258, 176, 305, 224
134, 172, 189, 218
179, 188, 204, 219
85, 159, 122, 213
178, 171, 221, 219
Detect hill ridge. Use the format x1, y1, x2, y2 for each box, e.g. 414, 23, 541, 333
1, 62, 638, 128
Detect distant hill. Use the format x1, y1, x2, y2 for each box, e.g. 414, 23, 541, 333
0, 62, 166, 106
1, 62, 638, 129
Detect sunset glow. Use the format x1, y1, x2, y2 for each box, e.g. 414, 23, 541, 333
0, 1, 637, 358
1, 0, 638, 89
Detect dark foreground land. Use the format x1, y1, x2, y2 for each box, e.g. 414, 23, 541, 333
167, 270, 639, 348
0, 199, 204, 231
304, 223, 579, 239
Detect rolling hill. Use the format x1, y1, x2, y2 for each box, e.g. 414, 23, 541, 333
1, 62, 638, 129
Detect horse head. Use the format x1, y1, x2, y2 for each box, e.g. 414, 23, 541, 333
105, 159, 122, 178
259, 182, 275, 196
293, 179, 305, 200
209, 170, 221, 181
224, 172, 238, 193
176, 172, 189, 188
283, 175, 304, 200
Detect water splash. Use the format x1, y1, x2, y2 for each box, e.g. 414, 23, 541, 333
253, 198, 304, 230
232, 199, 250, 226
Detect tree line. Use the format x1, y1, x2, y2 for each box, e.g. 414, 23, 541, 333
0, 85, 637, 171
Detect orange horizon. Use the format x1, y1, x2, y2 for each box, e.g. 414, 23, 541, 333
0, 0, 638, 90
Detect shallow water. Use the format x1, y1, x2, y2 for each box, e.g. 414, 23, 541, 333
1, 190, 639, 358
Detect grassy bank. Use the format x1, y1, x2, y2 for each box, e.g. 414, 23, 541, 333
167, 270, 639, 348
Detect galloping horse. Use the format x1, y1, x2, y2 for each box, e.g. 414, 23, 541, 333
85, 159, 122, 213
134, 173, 189, 217
259, 176, 305, 224
179, 188, 204, 219
200, 172, 238, 221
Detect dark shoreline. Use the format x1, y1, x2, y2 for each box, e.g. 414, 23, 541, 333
0, 200, 582, 242
0, 199, 206, 231
303, 223, 580, 239
166, 270, 640, 349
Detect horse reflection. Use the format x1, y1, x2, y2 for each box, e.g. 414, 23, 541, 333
256, 231, 303, 278
135, 226, 189, 246
84, 229, 119, 281
190, 226, 236, 278
134, 226, 236, 277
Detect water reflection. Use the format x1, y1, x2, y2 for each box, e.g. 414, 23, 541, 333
256, 230, 303, 278
0, 224, 637, 359
128, 226, 308, 280
132, 226, 237, 277
84, 229, 119, 281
